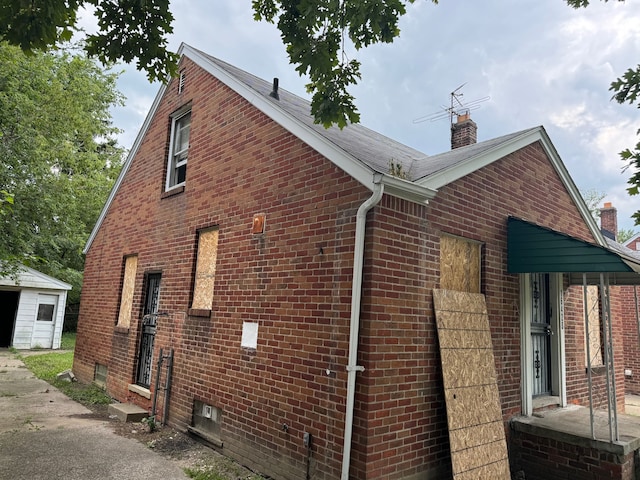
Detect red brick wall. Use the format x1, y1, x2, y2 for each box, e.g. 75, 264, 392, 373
622, 286, 640, 395
424, 143, 598, 418
76, 56, 372, 479
346, 142, 606, 478
563, 285, 626, 411
75, 55, 613, 479
510, 429, 636, 480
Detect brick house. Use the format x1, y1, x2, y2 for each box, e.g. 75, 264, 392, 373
74, 44, 640, 479
600, 204, 640, 401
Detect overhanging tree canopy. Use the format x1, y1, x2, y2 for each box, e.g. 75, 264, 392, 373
0, 42, 124, 302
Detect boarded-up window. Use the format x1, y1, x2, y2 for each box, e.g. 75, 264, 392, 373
584, 285, 603, 366
440, 235, 482, 293
192, 227, 219, 310
117, 255, 138, 327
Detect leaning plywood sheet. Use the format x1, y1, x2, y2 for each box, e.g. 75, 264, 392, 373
432, 289, 510, 479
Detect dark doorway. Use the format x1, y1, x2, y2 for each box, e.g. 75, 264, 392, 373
0, 291, 20, 347
136, 273, 161, 388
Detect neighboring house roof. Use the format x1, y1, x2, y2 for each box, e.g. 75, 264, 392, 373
0, 265, 72, 291
624, 233, 640, 250
83, 43, 604, 253
606, 237, 640, 262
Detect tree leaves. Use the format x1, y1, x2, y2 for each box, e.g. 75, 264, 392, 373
253, 0, 434, 128
0, 43, 124, 301
0, 0, 177, 83
86, 0, 179, 82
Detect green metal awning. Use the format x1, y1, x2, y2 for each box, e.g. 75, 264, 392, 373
507, 216, 640, 285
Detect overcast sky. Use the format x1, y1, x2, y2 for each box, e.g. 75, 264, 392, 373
92, 0, 640, 234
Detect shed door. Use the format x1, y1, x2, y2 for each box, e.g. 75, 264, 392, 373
33, 294, 58, 348
530, 274, 552, 396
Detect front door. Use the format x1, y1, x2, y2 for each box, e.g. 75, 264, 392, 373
136, 273, 161, 388
530, 273, 552, 396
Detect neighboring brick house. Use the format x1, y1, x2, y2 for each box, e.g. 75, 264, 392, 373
600, 204, 640, 398
74, 44, 640, 479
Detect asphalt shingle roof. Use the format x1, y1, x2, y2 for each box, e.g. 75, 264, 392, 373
202, 50, 539, 183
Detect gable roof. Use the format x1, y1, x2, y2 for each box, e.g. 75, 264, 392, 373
624, 233, 640, 250
0, 265, 72, 291
84, 43, 603, 253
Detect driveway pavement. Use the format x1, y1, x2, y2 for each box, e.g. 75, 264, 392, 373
0, 349, 189, 480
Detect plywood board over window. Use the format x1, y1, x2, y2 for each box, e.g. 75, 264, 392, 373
585, 285, 603, 366
440, 235, 481, 293
192, 227, 219, 310
117, 255, 138, 328
433, 289, 510, 480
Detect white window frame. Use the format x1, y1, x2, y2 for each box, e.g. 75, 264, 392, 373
166, 108, 191, 190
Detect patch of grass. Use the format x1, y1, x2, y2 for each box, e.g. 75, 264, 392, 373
184, 467, 227, 480
184, 458, 264, 480
23, 351, 73, 380
60, 332, 76, 351
22, 351, 111, 406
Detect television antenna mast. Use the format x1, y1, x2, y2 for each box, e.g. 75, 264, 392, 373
413, 83, 490, 125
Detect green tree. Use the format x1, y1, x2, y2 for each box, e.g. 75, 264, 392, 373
0, 0, 433, 128
618, 228, 637, 244
0, 43, 124, 302
0, 0, 178, 83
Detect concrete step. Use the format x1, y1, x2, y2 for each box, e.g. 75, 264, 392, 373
108, 403, 148, 423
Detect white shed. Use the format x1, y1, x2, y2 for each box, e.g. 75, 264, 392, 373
0, 266, 72, 349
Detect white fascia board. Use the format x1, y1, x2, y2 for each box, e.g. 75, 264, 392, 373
83, 82, 168, 254
418, 126, 605, 245
0, 265, 72, 290
418, 129, 546, 192
183, 45, 375, 189
535, 128, 605, 245
380, 174, 437, 204
624, 235, 640, 248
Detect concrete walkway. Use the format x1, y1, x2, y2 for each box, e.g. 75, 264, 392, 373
0, 349, 189, 480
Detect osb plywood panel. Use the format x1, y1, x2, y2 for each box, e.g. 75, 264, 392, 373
433, 288, 510, 480
192, 228, 219, 310
585, 285, 603, 366
117, 255, 138, 328
440, 235, 481, 293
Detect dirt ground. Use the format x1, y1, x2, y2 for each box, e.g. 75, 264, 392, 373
88, 404, 265, 479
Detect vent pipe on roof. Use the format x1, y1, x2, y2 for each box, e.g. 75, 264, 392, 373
269, 78, 280, 100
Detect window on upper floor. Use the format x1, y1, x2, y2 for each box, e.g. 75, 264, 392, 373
166, 108, 191, 190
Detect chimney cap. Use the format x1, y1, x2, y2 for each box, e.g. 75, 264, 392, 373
603, 202, 613, 209
456, 112, 471, 123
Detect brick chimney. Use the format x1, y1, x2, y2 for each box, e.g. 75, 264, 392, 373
451, 112, 477, 149
599, 202, 617, 241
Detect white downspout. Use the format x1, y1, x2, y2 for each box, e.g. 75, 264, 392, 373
341, 174, 384, 480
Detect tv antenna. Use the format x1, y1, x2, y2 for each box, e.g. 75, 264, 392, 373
413, 83, 490, 125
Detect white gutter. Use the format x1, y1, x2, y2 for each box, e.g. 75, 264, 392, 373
341, 173, 384, 480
